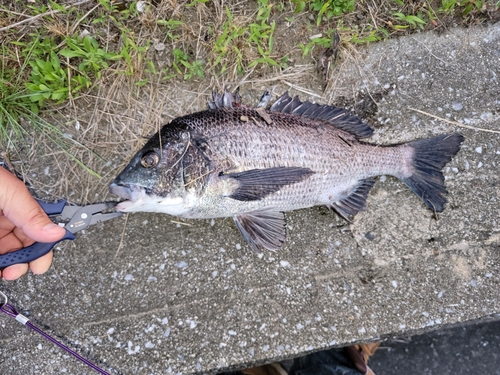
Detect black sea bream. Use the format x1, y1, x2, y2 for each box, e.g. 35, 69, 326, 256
109, 90, 464, 251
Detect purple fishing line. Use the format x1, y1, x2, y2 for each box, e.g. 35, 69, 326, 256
1, 295, 111, 375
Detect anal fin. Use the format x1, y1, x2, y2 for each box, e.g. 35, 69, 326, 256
233, 210, 286, 252
330, 179, 376, 222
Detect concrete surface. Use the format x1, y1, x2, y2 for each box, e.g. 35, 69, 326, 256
1, 23, 499, 374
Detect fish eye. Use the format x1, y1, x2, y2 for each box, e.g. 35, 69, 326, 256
141, 151, 159, 168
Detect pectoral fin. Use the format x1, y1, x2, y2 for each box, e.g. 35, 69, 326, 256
233, 210, 287, 252
224, 166, 314, 201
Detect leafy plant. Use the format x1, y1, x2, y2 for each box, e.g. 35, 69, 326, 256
392, 12, 427, 29
21, 36, 122, 107
60, 36, 122, 78
299, 35, 333, 57
349, 26, 388, 44
185, 0, 209, 6
172, 49, 204, 80
26, 50, 75, 105
248, 0, 285, 68
0, 46, 101, 176
211, 0, 287, 74
311, 0, 355, 25
117, 27, 150, 76
156, 19, 184, 40
440, 0, 484, 16
212, 7, 249, 74
291, 0, 307, 13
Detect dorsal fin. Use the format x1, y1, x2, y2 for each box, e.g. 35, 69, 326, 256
207, 88, 242, 109
270, 92, 374, 139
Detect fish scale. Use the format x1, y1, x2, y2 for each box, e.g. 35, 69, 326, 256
109, 90, 464, 252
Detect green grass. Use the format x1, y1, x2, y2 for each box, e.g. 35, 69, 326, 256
0, 46, 102, 177
439, 0, 485, 15
312, 0, 356, 25
210, 1, 287, 76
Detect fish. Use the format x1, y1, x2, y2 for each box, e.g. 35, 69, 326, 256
109, 90, 464, 252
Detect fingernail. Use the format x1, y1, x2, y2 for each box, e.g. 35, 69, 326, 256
43, 223, 63, 234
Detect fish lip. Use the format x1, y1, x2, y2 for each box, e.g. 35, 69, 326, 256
109, 183, 137, 201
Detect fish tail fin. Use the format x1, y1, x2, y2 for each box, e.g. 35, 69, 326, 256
400, 133, 464, 212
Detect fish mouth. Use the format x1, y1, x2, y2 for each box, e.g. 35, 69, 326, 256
109, 183, 146, 212
109, 183, 134, 200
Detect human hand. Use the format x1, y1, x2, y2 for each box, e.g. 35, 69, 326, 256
0, 168, 66, 280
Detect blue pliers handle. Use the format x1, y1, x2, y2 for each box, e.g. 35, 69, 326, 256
0, 199, 123, 269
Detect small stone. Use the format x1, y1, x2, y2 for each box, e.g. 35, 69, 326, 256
154, 42, 166, 52
136, 1, 146, 12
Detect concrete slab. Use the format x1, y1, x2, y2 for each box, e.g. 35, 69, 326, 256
1, 23, 499, 374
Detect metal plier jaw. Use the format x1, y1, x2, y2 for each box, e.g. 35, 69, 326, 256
0, 199, 123, 269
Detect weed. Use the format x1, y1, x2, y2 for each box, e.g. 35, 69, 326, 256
392, 12, 427, 29
0, 47, 35, 141
291, 0, 307, 13
440, 0, 485, 16
349, 25, 388, 44
299, 35, 333, 58
311, 0, 355, 25
1, 0, 496, 176
0, 47, 101, 177
17, 35, 122, 107
211, 7, 249, 75
186, 0, 209, 6
27, 49, 74, 105
172, 49, 204, 80
117, 29, 150, 76
210, 0, 286, 75
157, 19, 185, 41
60, 36, 122, 78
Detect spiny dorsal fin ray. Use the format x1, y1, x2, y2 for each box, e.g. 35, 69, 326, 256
207, 88, 242, 109
233, 210, 286, 252
270, 92, 374, 139
330, 178, 376, 222
281, 95, 302, 113
224, 167, 314, 201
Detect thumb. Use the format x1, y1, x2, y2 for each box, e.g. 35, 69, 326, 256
0, 168, 66, 243
19, 208, 67, 243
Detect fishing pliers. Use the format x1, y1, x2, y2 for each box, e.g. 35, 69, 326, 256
0, 199, 123, 269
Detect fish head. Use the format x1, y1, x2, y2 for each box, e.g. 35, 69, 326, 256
109, 128, 191, 215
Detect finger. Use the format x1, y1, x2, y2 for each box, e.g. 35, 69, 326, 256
1, 263, 29, 281
13, 226, 36, 247
0, 232, 25, 254
0, 214, 16, 238
29, 250, 53, 275
0, 169, 66, 243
